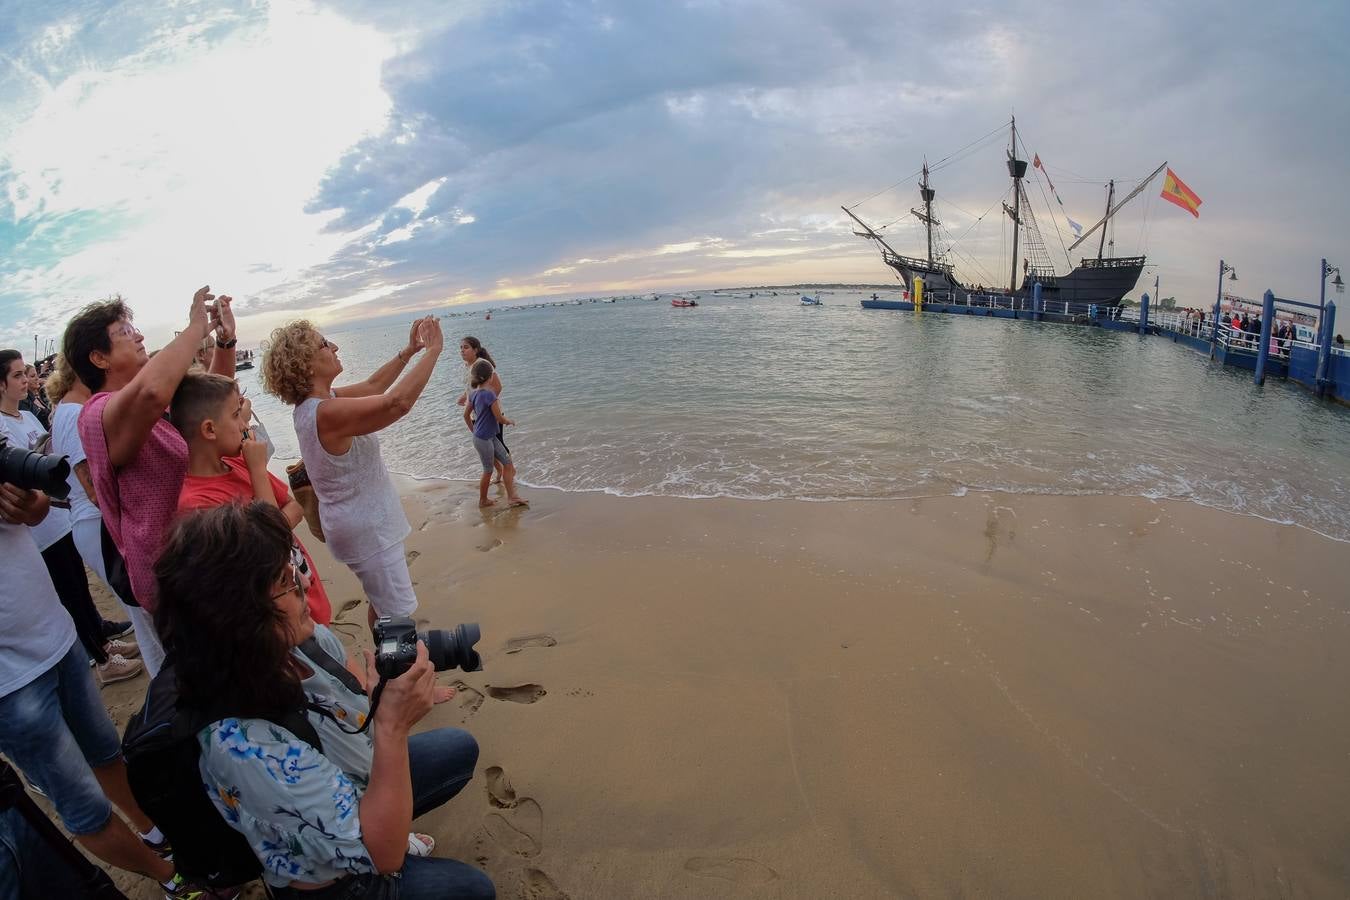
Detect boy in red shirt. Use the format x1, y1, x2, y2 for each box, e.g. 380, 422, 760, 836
169, 372, 332, 624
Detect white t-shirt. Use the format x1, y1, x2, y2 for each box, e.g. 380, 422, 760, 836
0, 518, 77, 698
50, 402, 100, 526
0, 409, 73, 551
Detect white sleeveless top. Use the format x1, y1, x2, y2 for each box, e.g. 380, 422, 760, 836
293, 397, 410, 564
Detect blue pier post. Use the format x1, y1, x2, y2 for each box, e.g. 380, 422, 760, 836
1138, 293, 1150, 335
1254, 289, 1276, 385
1314, 300, 1336, 396
1032, 282, 1043, 322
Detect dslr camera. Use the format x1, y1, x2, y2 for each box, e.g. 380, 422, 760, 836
0, 433, 71, 501
373, 615, 482, 679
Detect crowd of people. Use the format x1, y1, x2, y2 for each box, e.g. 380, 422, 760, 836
1, 287, 514, 898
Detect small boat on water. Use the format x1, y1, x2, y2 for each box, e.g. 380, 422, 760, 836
671, 298, 698, 308
800, 295, 823, 306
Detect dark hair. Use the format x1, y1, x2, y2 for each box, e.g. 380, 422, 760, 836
470, 359, 494, 388
461, 336, 495, 368
154, 503, 305, 717
169, 372, 238, 440
63, 298, 132, 393
0, 350, 22, 391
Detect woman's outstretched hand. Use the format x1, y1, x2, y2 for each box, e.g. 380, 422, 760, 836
417, 316, 444, 355
188, 285, 220, 339
405, 318, 426, 356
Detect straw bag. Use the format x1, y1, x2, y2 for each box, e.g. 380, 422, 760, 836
286, 460, 325, 543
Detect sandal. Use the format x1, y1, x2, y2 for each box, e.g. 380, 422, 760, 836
407, 832, 436, 857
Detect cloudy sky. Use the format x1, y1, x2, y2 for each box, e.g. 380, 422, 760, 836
1, 0, 1347, 349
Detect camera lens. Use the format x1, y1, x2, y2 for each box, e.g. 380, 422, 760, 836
420, 623, 483, 673
0, 444, 71, 501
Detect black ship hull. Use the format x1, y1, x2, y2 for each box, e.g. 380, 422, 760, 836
880, 250, 1145, 307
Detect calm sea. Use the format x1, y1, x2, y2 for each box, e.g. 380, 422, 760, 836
240, 290, 1350, 542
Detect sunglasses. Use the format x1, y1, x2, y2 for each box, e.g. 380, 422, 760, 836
268, 564, 306, 602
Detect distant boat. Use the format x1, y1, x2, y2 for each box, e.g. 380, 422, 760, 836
800, 295, 823, 306
671, 298, 698, 308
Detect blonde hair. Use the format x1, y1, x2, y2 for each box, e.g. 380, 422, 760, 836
43, 355, 76, 404
261, 320, 322, 406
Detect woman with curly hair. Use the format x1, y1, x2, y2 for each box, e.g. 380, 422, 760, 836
262, 317, 443, 627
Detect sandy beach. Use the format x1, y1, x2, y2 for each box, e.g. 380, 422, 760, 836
88, 480, 1349, 899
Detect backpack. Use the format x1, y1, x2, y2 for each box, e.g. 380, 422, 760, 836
122, 659, 324, 890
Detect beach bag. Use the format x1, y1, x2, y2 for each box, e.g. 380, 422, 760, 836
287, 460, 325, 543
122, 660, 323, 890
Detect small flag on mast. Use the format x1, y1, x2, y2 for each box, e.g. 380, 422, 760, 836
1066, 217, 1083, 237
1160, 168, 1202, 218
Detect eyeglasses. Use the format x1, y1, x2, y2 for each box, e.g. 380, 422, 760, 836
109, 323, 142, 341
269, 564, 305, 602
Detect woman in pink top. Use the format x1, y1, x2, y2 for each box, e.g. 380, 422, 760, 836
64, 287, 235, 628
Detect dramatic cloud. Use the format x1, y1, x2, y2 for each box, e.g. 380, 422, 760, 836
2, 0, 1348, 349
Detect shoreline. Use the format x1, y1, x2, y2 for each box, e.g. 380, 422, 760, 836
93, 480, 1350, 898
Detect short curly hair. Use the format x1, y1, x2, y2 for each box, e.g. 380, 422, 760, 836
261, 320, 322, 406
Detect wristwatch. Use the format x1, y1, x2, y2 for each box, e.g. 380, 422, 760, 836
216, 337, 237, 349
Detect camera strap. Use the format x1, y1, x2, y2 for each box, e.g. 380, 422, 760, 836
297, 635, 386, 736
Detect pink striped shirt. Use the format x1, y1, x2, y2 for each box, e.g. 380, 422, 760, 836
78, 392, 188, 612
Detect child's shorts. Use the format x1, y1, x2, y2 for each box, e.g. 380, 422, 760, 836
473, 435, 512, 472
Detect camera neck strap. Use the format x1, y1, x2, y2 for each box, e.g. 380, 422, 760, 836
296, 635, 388, 736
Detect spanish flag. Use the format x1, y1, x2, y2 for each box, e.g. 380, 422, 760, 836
1160, 168, 1201, 218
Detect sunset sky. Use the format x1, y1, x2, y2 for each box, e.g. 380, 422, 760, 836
2, 0, 1347, 349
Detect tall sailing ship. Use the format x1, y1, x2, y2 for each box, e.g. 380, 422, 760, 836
847, 118, 1166, 308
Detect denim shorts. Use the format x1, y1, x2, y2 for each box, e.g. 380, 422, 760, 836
472, 435, 511, 473
0, 641, 121, 835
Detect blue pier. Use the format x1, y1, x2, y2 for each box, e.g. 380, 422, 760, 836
860, 276, 1350, 405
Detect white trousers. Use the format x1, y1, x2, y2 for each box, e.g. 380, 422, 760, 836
346, 541, 419, 618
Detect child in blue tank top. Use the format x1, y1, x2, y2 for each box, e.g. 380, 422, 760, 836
463, 359, 527, 508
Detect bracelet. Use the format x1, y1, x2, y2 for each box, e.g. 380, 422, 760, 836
216, 337, 237, 349
397, 349, 412, 363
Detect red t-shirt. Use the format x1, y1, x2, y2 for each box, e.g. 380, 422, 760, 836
177, 457, 333, 625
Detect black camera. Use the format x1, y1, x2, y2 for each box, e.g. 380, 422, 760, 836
373, 615, 482, 679
0, 434, 71, 501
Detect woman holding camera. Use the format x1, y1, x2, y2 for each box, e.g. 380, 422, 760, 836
261, 317, 443, 627
155, 502, 492, 898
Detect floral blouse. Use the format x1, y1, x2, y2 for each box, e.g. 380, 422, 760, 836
198, 625, 377, 888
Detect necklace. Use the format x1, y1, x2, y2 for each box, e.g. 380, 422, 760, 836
0, 408, 20, 419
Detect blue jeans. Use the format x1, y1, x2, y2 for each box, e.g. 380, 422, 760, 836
0, 642, 121, 835
274, 727, 494, 900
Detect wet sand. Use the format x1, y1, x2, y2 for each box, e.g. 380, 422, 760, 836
92, 483, 1350, 898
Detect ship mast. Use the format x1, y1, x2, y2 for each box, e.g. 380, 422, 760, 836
912, 161, 938, 265
1004, 116, 1028, 292
1096, 180, 1115, 260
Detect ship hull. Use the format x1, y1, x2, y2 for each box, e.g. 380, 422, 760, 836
880, 253, 1145, 307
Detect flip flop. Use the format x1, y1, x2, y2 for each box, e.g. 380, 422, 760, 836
408, 833, 436, 857
508, 498, 530, 507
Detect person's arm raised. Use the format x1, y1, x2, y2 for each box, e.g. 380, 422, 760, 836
207, 295, 236, 378
316, 318, 443, 449
335, 318, 427, 399
104, 286, 219, 468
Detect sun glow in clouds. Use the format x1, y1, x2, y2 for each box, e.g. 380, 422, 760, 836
2, 1, 397, 345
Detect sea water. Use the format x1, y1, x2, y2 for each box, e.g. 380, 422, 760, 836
239, 290, 1350, 541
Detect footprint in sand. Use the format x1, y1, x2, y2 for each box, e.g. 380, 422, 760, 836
333, 598, 363, 622
684, 857, 779, 884
487, 684, 546, 704
522, 868, 570, 900
504, 634, 556, 654
405, 549, 421, 565
477, 538, 504, 552
449, 681, 485, 716
484, 798, 543, 858
484, 766, 518, 809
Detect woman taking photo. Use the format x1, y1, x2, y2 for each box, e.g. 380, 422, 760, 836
154, 502, 492, 898
262, 317, 442, 626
